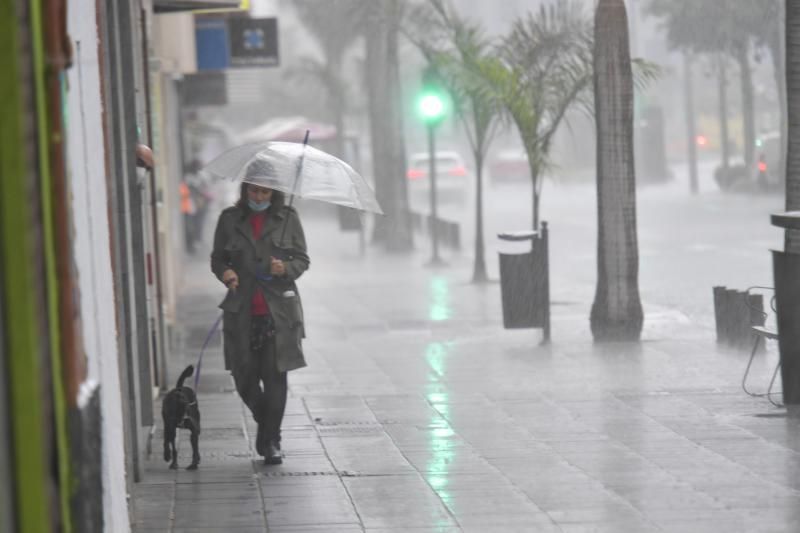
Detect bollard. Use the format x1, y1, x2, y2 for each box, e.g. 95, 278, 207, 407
713, 286, 726, 343
712, 286, 765, 349
731, 291, 751, 349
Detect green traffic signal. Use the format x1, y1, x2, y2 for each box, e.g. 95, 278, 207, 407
418, 91, 446, 124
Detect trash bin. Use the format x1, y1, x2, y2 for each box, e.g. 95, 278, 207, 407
770, 211, 800, 404
498, 221, 550, 342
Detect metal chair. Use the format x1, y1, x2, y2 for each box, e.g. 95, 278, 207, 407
741, 286, 783, 407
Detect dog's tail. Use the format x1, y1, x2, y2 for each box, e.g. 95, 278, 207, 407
175, 364, 194, 389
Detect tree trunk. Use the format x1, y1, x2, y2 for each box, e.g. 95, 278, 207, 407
787, 0, 800, 252
769, 11, 787, 190
366, 5, 390, 245
526, 152, 540, 231
383, 0, 413, 251
590, 0, 643, 342
683, 52, 699, 194
328, 58, 347, 160
528, 161, 540, 231
365, 0, 412, 251
736, 44, 756, 170
718, 59, 731, 171
472, 152, 488, 282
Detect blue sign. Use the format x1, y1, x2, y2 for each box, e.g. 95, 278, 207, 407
195, 15, 279, 70
195, 17, 230, 70
228, 17, 279, 67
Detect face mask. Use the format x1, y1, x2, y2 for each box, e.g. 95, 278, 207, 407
248, 199, 271, 212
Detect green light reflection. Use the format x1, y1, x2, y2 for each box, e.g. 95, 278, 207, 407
429, 276, 451, 321
426, 388, 454, 501
426, 342, 448, 378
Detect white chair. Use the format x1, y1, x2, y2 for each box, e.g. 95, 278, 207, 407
741, 286, 783, 407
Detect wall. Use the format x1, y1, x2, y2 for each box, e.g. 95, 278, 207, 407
153, 13, 197, 73
65, 2, 131, 531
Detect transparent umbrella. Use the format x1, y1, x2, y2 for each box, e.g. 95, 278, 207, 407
200, 140, 383, 215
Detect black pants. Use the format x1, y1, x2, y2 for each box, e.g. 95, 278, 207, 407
233, 315, 287, 443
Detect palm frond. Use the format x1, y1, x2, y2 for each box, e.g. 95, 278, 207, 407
292, 0, 364, 61
631, 58, 661, 90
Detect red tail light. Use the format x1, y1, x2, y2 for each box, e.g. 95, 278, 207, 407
758, 161, 768, 173
407, 168, 425, 180
449, 166, 467, 177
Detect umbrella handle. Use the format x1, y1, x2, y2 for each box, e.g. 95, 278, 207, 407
280, 130, 310, 245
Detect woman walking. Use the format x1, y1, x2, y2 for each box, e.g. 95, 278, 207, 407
210, 169, 309, 465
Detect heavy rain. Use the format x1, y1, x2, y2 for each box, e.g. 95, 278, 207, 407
3, 0, 800, 532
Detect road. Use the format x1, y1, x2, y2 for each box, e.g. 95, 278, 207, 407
409, 158, 784, 334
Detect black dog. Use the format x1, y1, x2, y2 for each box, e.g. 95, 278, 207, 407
162, 365, 201, 470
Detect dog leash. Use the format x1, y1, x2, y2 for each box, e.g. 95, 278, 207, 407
194, 313, 223, 389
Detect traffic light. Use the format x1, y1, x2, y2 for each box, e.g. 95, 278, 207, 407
418, 91, 445, 123
417, 66, 448, 126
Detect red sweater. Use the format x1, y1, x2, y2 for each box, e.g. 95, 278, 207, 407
249, 212, 270, 316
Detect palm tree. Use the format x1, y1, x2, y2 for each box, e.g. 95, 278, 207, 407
493, 1, 594, 230
404, 0, 503, 282
758, 2, 786, 188
292, 0, 369, 240
787, 0, 800, 252
364, 0, 414, 251
291, 0, 362, 159
647, 0, 764, 176
590, 0, 644, 341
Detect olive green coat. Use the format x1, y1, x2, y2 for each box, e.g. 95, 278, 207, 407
210, 204, 309, 374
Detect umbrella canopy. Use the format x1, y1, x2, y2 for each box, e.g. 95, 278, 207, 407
201, 141, 383, 215
238, 116, 338, 144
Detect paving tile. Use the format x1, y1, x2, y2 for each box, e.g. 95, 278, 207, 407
365, 529, 462, 533
172, 525, 271, 533
269, 523, 364, 533
172, 501, 265, 528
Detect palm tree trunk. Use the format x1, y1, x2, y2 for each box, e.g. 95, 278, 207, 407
718, 59, 731, 171
472, 151, 488, 282
363, 0, 412, 251
768, 14, 787, 189
787, 0, 800, 252
366, 4, 390, 245
526, 154, 540, 231
683, 52, 699, 194
383, 0, 413, 251
736, 44, 756, 170
590, 0, 643, 342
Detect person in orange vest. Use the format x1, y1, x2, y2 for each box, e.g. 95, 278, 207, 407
180, 179, 197, 253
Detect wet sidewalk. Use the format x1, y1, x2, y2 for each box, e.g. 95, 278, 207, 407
132, 214, 800, 533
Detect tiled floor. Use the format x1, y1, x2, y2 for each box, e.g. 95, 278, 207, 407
132, 210, 800, 532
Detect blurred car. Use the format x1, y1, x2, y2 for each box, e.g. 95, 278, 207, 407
407, 151, 471, 203
488, 149, 530, 183
754, 131, 781, 188
715, 131, 782, 192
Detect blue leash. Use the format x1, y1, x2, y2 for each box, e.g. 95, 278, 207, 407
194, 313, 223, 389
195, 273, 275, 387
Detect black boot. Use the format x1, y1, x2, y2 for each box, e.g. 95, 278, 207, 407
255, 422, 266, 457
264, 440, 282, 465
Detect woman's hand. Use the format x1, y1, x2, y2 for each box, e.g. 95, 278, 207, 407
222, 269, 239, 291
270, 258, 286, 277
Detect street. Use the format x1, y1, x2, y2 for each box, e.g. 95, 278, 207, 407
410, 158, 782, 334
